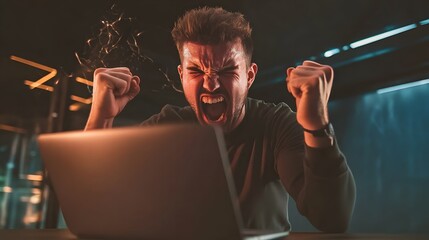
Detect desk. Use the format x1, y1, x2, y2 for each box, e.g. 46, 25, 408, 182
0, 229, 428, 240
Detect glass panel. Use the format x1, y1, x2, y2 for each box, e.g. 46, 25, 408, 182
0, 129, 44, 229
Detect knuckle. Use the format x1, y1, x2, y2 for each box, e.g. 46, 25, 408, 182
317, 69, 326, 77
94, 67, 107, 75
322, 65, 333, 73
321, 66, 334, 81
117, 67, 131, 74
95, 72, 111, 83
96, 72, 108, 78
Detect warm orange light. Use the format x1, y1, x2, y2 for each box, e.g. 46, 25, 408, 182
22, 193, 42, 225
71, 77, 93, 108
69, 103, 82, 111
10, 55, 57, 89
75, 77, 93, 86
71, 95, 92, 104
0, 124, 27, 134
23, 80, 54, 92
26, 174, 43, 182
23, 213, 40, 225
31, 188, 42, 195
29, 194, 41, 204
11, 55, 95, 110
2, 186, 12, 193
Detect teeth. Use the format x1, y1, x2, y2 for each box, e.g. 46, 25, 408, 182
201, 96, 224, 104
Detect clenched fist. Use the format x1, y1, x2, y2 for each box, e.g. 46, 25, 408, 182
286, 60, 333, 131
85, 67, 140, 129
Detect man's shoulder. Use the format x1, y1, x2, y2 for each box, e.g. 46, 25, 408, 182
247, 97, 295, 118
141, 104, 196, 125
161, 104, 193, 115
239, 98, 297, 134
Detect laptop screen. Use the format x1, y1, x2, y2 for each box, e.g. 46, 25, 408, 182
38, 124, 244, 239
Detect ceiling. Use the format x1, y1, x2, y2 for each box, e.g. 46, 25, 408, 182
1, 0, 429, 127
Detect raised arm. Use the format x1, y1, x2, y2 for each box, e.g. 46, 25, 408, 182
279, 60, 356, 232
85, 67, 140, 130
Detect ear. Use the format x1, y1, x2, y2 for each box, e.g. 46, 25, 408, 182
247, 63, 258, 89
177, 65, 183, 84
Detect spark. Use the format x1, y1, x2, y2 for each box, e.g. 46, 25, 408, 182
74, 4, 182, 95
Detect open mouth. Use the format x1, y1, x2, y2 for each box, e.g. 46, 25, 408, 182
201, 95, 227, 122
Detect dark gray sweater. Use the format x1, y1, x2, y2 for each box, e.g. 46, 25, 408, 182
141, 97, 356, 232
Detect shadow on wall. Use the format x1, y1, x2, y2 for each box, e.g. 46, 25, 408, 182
288, 83, 429, 233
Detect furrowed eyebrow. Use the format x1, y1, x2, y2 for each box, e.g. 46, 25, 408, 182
186, 66, 203, 72
220, 65, 239, 72
185, 61, 203, 70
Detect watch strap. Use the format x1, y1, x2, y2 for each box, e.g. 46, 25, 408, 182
302, 123, 334, 137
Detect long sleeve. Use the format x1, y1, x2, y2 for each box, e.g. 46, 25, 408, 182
275, 116, 356, 232
137, 98, 356, 232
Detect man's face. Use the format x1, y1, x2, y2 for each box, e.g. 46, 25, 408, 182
178, 39, 258, 133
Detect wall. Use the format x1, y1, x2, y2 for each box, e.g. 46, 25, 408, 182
289, 83, 429, 233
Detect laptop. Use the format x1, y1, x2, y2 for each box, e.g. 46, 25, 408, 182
38, 124, 289, 240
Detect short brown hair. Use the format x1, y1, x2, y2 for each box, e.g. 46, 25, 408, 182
171, 7, 253, 64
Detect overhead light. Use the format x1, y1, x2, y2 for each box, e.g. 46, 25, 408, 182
10, 55, 57, 89
70, 95, 92, 104
26, 174, 43, 182
0, 124, 27, 134
323, 48, 341, 58
350, 24, 417, 49
377, 78, 429, 94
75, 77, 93, 86
23, 80, 54, 92
420, 19, 429, 25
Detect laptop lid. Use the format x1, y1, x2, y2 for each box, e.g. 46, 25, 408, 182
38, 124, 244, 240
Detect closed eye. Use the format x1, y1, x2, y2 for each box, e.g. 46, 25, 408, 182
219, 65, 239, 75
187, 67, 204, 75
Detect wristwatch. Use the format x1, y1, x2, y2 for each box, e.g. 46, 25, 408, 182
302, 123, 335, 145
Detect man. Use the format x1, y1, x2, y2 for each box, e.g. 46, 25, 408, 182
85, 7, 356, 233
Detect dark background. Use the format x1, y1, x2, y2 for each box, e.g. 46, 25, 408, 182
1, 0, 429, 122
0, 0, 428, 233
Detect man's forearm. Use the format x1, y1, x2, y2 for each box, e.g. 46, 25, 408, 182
298, 164, 356, 232
294, 142, 356, 233
84, 113, 114, 130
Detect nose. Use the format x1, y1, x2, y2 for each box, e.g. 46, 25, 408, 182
202, 74, 220, 92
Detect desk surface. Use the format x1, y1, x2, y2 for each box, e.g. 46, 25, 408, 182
0, 229, 428, 240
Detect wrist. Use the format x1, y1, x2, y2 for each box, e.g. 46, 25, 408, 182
303, 123, 335, 147
85, 113, 114, 130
